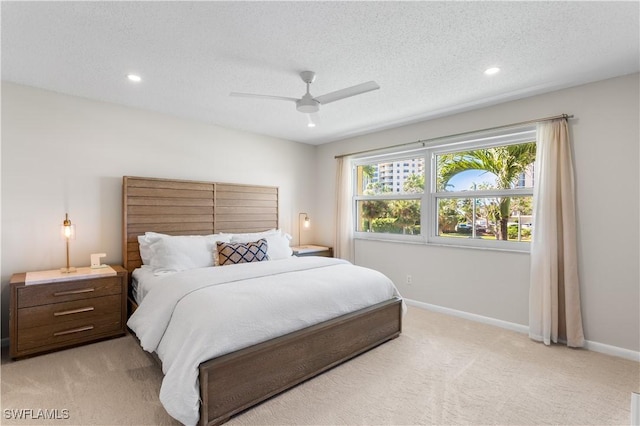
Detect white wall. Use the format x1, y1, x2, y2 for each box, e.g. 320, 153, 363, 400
316, 73, 640, 353
0, 82, 317, 338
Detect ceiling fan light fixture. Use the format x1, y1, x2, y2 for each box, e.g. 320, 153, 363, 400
484, 67, 500, 75
127, 73, 142, 82
306, 114, 316, 128
296, 94, 320, 113
231, 71, 379, 118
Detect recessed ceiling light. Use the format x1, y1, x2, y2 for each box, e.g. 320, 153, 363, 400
484, 67, 500, 76
127, 74, 142, 82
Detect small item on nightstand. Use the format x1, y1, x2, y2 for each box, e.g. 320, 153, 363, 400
90, 253, 107, 268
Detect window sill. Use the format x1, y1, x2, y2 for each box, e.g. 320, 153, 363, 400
354, 234, 530, 254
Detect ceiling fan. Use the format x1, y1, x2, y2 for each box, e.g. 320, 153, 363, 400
230, 71, 380, 125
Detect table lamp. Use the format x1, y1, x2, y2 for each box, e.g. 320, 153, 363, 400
60, 213, 76, 273
298, 212, 310, 247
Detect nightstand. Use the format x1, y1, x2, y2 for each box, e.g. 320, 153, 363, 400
9, 265, 128, 359
291, 245, 333, 257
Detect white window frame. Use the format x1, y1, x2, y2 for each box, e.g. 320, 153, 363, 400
353, 149, 426, 243
352, 126, 536, 252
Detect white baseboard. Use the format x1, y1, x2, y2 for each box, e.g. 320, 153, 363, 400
404, 298, 640, 362
404, 298, 529, 334
584, 340, 640, 362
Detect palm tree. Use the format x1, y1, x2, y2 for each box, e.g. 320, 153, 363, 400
402, 173, 424, 193
438, 198, 461, 233
361, 165, 376, 189
437, 142, 536, 240
361, 199, 390, 231
391, 199, 420, 234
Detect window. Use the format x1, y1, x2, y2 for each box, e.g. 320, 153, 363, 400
354, 154, 425, 236
353, 127, 537, 251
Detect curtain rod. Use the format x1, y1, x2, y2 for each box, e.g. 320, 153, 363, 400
334, 113, 573, 159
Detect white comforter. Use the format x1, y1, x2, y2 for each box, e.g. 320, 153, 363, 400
127, 256, 402, 426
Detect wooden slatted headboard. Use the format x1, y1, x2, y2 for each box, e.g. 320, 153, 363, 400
122, 176, 278, 274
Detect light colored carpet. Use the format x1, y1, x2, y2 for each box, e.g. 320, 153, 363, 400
2, 306, 638, 425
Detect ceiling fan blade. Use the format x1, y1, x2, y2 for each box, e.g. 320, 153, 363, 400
229, 92, 298, 102
314, 81, 380, 105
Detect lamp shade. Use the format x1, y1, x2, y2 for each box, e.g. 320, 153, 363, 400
61, 213, 75, 240
60, 213, 76, 273
298, 212, 311, 246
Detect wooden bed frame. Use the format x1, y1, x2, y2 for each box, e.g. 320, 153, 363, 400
122, 176, 403, 425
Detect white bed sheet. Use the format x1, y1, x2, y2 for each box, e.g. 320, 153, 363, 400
127, 256, 403, 426
130, 265, 158, 304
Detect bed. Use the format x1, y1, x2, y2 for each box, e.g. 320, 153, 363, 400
122, 176, 403, 426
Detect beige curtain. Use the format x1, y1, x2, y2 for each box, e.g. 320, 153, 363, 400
335, 157, 354, 262
529, 118, 584, 347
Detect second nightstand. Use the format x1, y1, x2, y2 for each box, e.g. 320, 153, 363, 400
291, 245, 333, 257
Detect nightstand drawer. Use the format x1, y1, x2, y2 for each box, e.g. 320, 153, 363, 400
16, 312, 123, 352
17, 294, 122, 330
17, 276, 122, 308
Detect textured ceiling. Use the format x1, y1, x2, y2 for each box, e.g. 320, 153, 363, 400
2, 1, 639, 145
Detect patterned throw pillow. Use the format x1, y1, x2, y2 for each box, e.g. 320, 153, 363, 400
216, 239, 269, 266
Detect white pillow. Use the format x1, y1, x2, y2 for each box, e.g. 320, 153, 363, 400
225, 229, 277, 241
231, 229, 292, 260
139, 232, 231, 274
137, 232, 168, 265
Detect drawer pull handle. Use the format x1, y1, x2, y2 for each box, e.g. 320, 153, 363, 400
53, 288, 95, 296
53, 325, 94, 336
54, 307, 94, 316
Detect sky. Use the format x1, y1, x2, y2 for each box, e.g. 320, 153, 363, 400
446, 169, 497, 191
